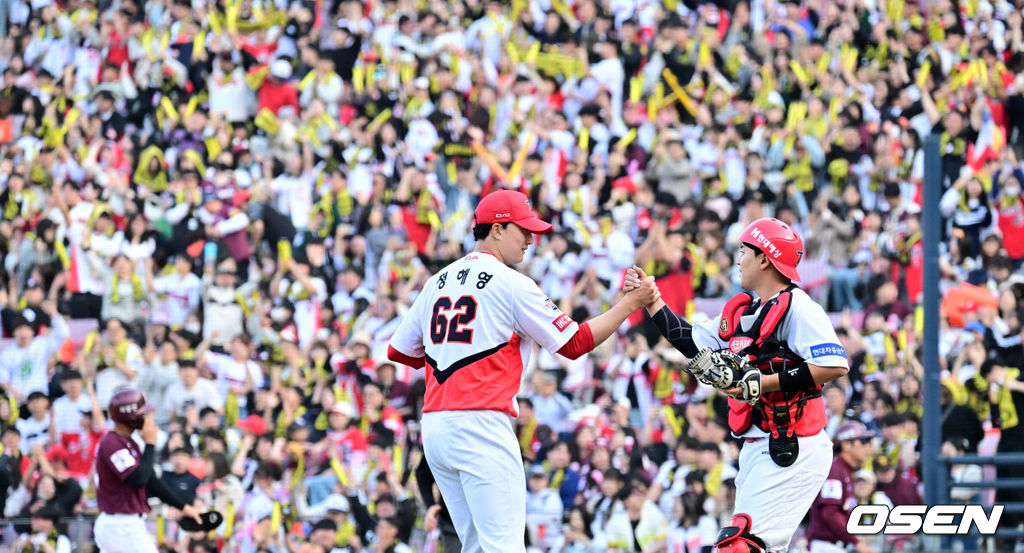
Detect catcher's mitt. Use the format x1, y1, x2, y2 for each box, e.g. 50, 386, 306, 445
687, 349, 762, 404
178, 510, 224, 532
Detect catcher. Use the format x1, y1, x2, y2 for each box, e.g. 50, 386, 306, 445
625, 218, 850, 553
94, 389, 221, 553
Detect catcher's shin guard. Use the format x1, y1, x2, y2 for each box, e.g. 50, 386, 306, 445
714, 514, 767, 553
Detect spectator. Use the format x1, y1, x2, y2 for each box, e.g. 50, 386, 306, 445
161, 448, 201, 506
0, 302, 68, 402
666, 490, 718, 553
50, 371, 91, 437
16, 392, 52, 454
530, 370, 574, 432
525, 464, 565, 551
162, 360, 223, 421
88, 318, 143, 406
12, 504, 72, 553
650, 437, 698, 517
562, 505, 598, 553
603, 477, 668, 552
872, 454, 922, 507
586, 467, 625, 539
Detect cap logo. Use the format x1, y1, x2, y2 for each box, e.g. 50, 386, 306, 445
119, 403, 140, 414
494, 212, 511, 219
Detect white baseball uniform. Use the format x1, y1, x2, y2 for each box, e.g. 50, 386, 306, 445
389, 251, 581, 553
692, 288, 849, 553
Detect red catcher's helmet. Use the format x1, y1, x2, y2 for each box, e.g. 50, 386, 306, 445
739, 218, 804, 282
109, 388, 154, 430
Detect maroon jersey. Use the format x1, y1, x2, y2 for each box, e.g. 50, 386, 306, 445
805, 456, 860, 545
95, 431, 149, 515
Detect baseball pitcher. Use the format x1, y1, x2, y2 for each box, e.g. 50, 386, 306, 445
388, 190, 657, 553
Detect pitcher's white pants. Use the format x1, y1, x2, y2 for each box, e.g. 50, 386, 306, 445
94, 512, 159, 553
422, 409, 527, 553
734, 430, 834, 553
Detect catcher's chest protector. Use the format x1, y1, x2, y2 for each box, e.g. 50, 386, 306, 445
717, 287, 827, 440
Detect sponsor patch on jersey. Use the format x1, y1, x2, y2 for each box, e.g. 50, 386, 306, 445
110, 448, 136, 473
729, 336, 753, 353
553, 314, 573, 332
543, 298, 560, 314
821, 479, 843, 500
810, 343, 847, 359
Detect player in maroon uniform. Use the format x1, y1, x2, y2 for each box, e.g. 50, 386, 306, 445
805, 421, 877, 553
93, 389, 202, 553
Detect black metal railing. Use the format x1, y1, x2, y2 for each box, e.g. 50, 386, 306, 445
938, 452, 1024, 541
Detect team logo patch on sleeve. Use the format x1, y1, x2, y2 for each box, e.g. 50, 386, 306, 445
821, 479, 843, 499
810, 343, 847, 358
110, 448, 137, 472
553, 314, 573, 332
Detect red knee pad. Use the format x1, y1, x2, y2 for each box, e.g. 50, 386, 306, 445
714, 514, 767, 553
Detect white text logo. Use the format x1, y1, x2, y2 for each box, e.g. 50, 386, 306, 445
847, 505, 1003, 536
748, 228, 783, 259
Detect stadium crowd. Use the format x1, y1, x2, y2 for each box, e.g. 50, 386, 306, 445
1, 0, 1024, 551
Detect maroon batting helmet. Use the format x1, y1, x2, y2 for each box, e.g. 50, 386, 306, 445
109, 388, 154, 430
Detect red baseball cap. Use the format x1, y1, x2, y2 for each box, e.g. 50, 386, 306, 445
474, 190, 553, 234
45, 444, 70, 464
237, 414, 267, 436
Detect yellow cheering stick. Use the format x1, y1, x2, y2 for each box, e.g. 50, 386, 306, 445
270, 502, 281, 531
550, 0, 578, 27
221, 503, 235, 539
511, 0, 527, 22
661, 69, 698, 117
648, 83, 664, 120
192, 31, 206, 61
577, 127, 589, 152
330, 457, 351, 487
208, 12, 222, 34
506, 42, 520, 65
366, 108, 392, 134
524, 42, 541, 65
616, 129, 638, 151
471, 140, 509, 183
916, 60, 932, 91
507, 132, 535, 183
789, 60, 810, 86
226, 0, 239, 32
629, 77, 643, 104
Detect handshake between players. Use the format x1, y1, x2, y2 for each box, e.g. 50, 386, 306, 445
623, 265, 762, 404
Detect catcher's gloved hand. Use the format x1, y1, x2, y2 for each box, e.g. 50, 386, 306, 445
688, 349, 762, 404
727, 363, 763, 405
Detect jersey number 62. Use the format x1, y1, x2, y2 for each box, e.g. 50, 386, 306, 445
430, 296, 478, 344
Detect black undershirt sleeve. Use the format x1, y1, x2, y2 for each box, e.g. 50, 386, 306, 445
124, 445, 155, 489
147, 475, 187, 510
652, 305, 700, 358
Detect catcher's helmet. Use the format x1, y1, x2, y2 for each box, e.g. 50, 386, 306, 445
109, 388, 154, 430
739, 218, 804, 282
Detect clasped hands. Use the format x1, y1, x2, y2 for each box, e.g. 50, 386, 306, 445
622, 266, 761, 403
621, 265, 661, 310
622, 266, 662, 310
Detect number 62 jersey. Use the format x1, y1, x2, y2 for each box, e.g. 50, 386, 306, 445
388, 252, 580, 417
